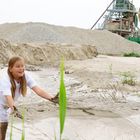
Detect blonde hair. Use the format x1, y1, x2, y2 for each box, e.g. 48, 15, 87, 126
8, 56, 27, 98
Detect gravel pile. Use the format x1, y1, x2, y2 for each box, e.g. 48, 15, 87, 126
0, 22, 140, 55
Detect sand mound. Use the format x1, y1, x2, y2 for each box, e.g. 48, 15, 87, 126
0, 39, 97, 65
0, 22, 140, 55
0, 39, 15, 63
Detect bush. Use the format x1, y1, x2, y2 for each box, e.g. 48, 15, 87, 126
120, 71, 136, 86
123, 52, 140, 57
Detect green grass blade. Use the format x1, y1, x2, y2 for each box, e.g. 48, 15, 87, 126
59, 58, 67, 139
10, 115, 14, 140
21, 108, 25, 140
53, 125, 57, 140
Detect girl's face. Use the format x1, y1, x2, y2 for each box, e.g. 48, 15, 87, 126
9, 60, 25, 80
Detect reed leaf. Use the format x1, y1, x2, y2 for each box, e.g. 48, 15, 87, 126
10, 115, 14, 140
21, 109, 25, 140
59, 58, 67, 139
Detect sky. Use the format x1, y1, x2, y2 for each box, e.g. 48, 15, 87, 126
0, 0, 140, 29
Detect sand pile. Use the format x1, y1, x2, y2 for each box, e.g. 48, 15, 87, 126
0, 22, 140, 55
0, 39, 15, 63
0, 39, 97, 65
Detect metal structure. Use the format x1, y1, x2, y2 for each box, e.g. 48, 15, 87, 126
91, 0, 140, 38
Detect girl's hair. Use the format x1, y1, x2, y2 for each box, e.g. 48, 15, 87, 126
7, 56, 27, 98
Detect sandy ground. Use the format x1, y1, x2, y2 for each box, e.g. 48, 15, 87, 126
4, 55, 140, 140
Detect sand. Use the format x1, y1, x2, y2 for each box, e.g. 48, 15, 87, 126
0, 39, 97, 65
2, 55, 140, 140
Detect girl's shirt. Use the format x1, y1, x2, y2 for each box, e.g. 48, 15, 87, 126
0, 70, 37, 106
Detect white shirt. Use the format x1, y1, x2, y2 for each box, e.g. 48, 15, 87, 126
0, 70, 37, 122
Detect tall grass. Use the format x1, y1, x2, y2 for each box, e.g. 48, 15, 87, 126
59, 58, 67, 140
21, 109, 25, 140
10, 115, 14, 140
9, 108, 25, 140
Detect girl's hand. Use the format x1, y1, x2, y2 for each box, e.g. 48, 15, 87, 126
7, 108, 14, 115
7, 106, 23, 119
49, 92, 59, 104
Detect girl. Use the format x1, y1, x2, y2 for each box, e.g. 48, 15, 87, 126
0, 56, 57, 140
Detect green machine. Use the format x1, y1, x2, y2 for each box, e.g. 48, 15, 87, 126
91, 0, 140, 43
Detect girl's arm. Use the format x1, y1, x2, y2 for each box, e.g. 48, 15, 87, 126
32, 86, 53, 100
5, 95, 15, 110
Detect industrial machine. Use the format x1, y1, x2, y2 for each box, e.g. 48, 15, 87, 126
91, 0, 140, 40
